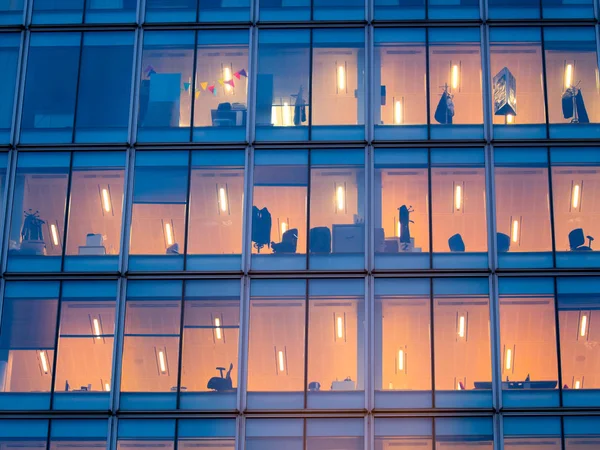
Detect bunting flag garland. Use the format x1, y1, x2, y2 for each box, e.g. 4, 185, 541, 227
178, 68, 247, 97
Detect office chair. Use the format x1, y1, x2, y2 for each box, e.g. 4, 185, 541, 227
569, 228, 594, 251
207, 363, 233, 392
272, 228, 298, 253
497, 233, 510, 253
212, 102, 236, 127
309, 227, 331, 253
448, 234, 466, 252
252, 206, 272, 253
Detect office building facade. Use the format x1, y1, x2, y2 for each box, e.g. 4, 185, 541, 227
0, 0, 599, 449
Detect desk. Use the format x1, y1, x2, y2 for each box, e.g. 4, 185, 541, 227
211, 108, 247, 127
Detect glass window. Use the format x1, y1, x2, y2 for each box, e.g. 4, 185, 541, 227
503, 417, 561, 450
313, 0, 363, 20
431, 148, 488, 269
374, 149, 430, 270
145, 0, 249, 22
375, 418, 432, 450
311, 29, 365, 141
375, 279, 432, 408
544, 28, 600, 139
551, 148, 600, 268
74, 32, 134, 143
32, 0, 136, 23
192, 30, 248, 143
494, 148, 553, 268
137, 31, 195, 143
433, 278, 491, 408
557, 277, 600, 406
180, 280, 240, 410
0, 282, 60, 410
248, 279, 365, 410
187, 151, 244, 271
564, 417, 600, 450
246, 419, 303, 450
53, 282, 117, 410
129, 151, 189, 272
375, 29, 427, 141
64, 152, 126, 272
0, 0, 24, 24
121, 281, 182, 410
118, 420, 175, 450
428, 0, 479, 20
309, 150, 365, 270
542, 0, 593, 18
499, 278, 559, 407
256, 30, 310, 142
8, 153, 69, 273
248, 280, 306, 410
21, 33, 80, 144
145, 0, 196, 22
178, 420, 235, 450
0, 420, 48, 450
50, 420, 108, 450
259, 0, 309, 21
488, 0, 539, 18
435, 418, 493, 450
0, 34, 20, 143
251, 150, 308, 271
0, 153, 8, 214
490, 28, 546, 139
306, 419, 364, 450
21, 32, 134, 144
429, 29, 483, 140
307, 280, 364, 409
374, 0, 424, 20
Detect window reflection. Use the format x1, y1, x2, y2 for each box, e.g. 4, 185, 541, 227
436, 418, 493, 450
504, 417, 561, 450
374, 0, 425, 20
306, 419, 364, 450
564, 417, 600, 450
0, 34, 20, 141
0, 282, 59, 405
0, 420, 47, 450
375, 419, 432, 450
0, 0, 24, 24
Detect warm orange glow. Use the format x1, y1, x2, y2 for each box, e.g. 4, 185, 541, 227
337, 316, 344, 339
506, 114, 514, 124
337, 64, 346, 92
398, 349, 404, 371
278, 350, 285, 372
458, 315, 466, 338
394, 99, 403, 125
215, 317, 222, 340
580, 314, 588, 337
93, 318, 101, 339
575, 379, 581, 389
164, 222, 174, 246
40, 351, 49, 374
158, 350, 167, 373
565, 63, 574, 89
219, 187, 228, 213
101, 188, 111, 213
572, 184, 581, 210
50, 224, 60, 246
451, 64, 460, 90
336, 185, 345, 211
511, 219, 520, 243
105, 383, 110, 392
455, 184, 462, 211
505, 348, 512, 371
281, 222, 288, 235
223, 67, 232, 93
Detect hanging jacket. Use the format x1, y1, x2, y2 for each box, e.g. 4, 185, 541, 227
434, 91, 454, 124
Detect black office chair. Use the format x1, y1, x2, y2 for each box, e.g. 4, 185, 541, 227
212, 102, 236, 127
497, 233, 510, 253
309, 227, 331, 253
569, 228, 594, 251
448, 234, 466, 252
272, 228, 298, 253
207, 363, 233, 392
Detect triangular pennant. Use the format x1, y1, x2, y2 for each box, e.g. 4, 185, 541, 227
195, 91, 201, 99
200, 82, 208, 91
208, 85, 215, 93
217, 79, 224, 86
233, 71, 241, 80
183, 82, 190, 91
213, 86, 218, 96
238, 68, 247, 77
225, 79, 235, 88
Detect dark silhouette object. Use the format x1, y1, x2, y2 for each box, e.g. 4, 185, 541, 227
569, 228, 594, 251
212, 102, 236, 127
398, 205, 414, 244
309, 227, 331, 253
272, 228, 298, 253
293, 86, 307, 126
497, 233, 510, 253
562, 85, 590, 124
207, 363, 234, 392
252, 206, 272, 253
21, 209, 45, 241
448, 234, 465, 252
308, 381, 321, 391
434, 87, 455, 124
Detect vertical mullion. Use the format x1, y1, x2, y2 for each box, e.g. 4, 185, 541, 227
427, 149, 433, 269
425, 30, 431, 140
242, 146, 253, 274
48, 281, 64, 410
60, 153, 75, 271
489, 274, 503, 412
308, 30, 314, 141
70, 32, 86, 144
305, 150, 312, 269
481, 25, 493, 144
108, 277, 125, 411
246, 27, 258, 145
553, 276, 564, 407
429, 277, 436, 407
181, 151, 193, 270
365, 26, 373, 144
0, 150, 16, 275
303, 279, 310, 409
112, 277, 129, 412
82, 0, 89, 23
237, 276, 248, 412
485, 143, 497, 271
174, 280, 187, 409
547, 147, 558, 268
540, 28, 551, 139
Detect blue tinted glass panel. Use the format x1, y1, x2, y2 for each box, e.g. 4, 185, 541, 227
428, 0, 479, 19
543, 0, 593, 18
313, 0, 364, 20
199, 0, 250, 22
75, 32, 134, 143
374, 0, 424, 19
0, 34, 20, 143
21, 33, 80, 144
0, 0, 24, 24
85, 0, 137, 22
32, 0, 84, 24
146, 0, 196, 22
488, 0, 539, 18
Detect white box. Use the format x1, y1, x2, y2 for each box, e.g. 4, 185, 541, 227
331, 380, 355, 391
86, 233, 103, 247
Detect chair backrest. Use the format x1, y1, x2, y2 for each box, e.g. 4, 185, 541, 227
448, 233, 465, 252
309, 227, 331, 253
497, 232, 510, 253
282, 228, 298, 245
569, 228, 585, 250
